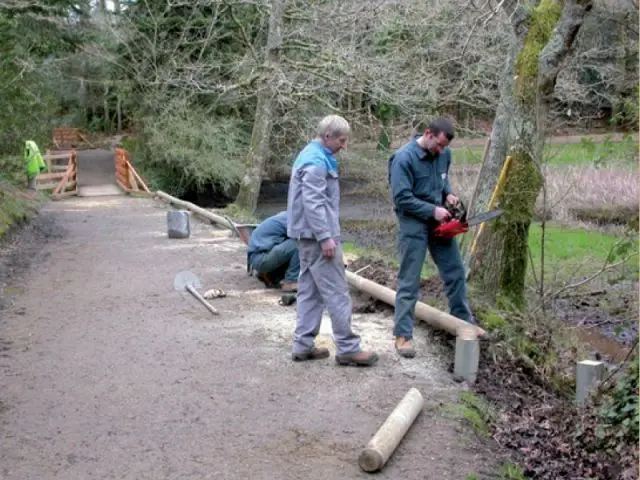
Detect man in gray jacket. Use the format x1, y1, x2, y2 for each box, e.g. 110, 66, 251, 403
286, 115, 378, 367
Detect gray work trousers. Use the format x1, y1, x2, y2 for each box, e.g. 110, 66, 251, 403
292, 238, 362, 356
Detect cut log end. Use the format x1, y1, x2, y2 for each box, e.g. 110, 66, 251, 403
358, 448, 384, 473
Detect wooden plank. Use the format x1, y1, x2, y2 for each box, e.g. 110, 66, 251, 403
62, 181, 77, 191
37, 172, 66, 181
37, 183, 60, 191
127, 161, 151, 193
53, 166, 72, 195
51, 189, 78, 200
116, 179, 131, 192
45, 180, 76, 193
43, 153, 71, 161
116, 172, 129, 188
128, 169, 139, 192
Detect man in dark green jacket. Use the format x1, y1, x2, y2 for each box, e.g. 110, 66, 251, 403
388, 117, 474, 358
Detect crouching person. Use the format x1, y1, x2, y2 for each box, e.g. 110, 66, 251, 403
247, 211, 299, 292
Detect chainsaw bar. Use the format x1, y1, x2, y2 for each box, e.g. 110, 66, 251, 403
466, 208, 504, 227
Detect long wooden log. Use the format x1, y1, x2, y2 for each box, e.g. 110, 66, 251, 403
155, 191, 233, 230
358, 387, 424, 472
344, 270, 486, 337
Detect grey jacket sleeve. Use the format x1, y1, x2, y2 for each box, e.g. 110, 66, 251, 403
300, 164, 332, 243
390, 153, 437, 221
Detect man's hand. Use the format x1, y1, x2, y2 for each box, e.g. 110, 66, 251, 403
321, 238, 336, 258
446, 194, 460, 206
434, 206, 452, 223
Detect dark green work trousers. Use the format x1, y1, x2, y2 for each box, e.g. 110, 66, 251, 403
393, 215, 472, 340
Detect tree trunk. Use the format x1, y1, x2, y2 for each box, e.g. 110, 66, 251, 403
234, 0, 285, 213
104, 84, 110, 132
467, 0, 593, 307
116, 94, 122, 131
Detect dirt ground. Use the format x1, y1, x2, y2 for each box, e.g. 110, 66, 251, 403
0, 194, 501, 480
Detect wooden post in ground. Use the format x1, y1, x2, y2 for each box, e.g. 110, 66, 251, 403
453, 325, 480, 384
576, 360, 605, 406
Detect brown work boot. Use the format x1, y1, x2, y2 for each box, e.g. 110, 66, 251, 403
279, 280, 298, 292
258, 272, 277, 288
335, 350, 379, 367
395, 337, 416, 358
292, 347, 330, 362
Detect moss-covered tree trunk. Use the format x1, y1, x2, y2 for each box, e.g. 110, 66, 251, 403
466, 0, 593, 307
235, 0, 284, 214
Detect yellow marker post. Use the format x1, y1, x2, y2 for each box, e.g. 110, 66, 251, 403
467, 155, 513, 261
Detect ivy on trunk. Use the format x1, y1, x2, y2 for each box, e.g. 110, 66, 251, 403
466, 0, 593, 307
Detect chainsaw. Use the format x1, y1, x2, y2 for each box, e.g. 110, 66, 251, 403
433, 199, 504, 239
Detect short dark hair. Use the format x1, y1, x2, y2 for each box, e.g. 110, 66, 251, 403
428, 117, 455, 141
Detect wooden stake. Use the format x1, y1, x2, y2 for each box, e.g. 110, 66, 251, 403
359, 387, 424, 472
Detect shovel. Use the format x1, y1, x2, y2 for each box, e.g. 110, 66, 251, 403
173, 270, 219, 316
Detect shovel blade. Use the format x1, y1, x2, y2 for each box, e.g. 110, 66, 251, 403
173, 270, 202, 292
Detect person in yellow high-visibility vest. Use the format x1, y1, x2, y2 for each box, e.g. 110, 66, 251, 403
24, 140, 46, 190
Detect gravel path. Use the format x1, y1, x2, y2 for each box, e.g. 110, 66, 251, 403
0, 194, 498, 479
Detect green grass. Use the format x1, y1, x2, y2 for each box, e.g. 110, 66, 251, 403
440, 391, 496, 437
343, 222, 638, 286
527, 223, 639, 282
347, 136, 638, 170
451, 138, 638, 166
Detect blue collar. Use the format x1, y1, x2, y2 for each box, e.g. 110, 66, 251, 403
311, 140, 338, 172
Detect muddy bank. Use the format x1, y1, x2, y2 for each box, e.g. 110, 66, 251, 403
345, 253, 638, 480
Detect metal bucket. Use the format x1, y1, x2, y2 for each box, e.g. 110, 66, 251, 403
167, 210, 191, 239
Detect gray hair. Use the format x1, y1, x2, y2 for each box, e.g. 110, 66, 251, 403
316, 114, 351, 138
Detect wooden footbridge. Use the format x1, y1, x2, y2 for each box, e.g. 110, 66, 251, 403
35, 128, 150, 199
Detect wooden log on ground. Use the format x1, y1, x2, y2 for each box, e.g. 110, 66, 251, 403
358, 387, 424, 473
344, 270, 486, 337
155, 191, 233, 230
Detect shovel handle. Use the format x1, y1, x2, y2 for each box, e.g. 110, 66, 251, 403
186, 284, 219, 316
